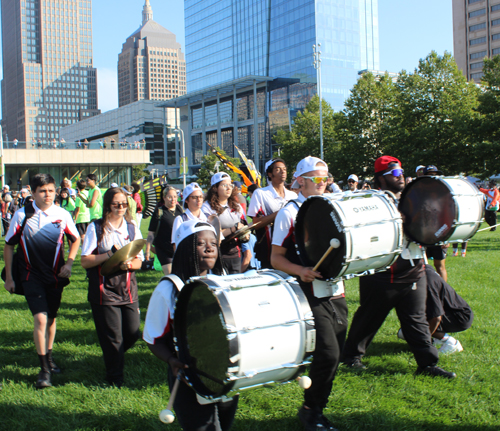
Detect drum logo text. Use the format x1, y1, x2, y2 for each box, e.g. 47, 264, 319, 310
330, 211, 342, 232
353, 205, 379, 213
434, 223, 449, 238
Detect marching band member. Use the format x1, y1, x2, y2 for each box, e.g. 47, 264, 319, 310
341, 156, 456, 379
271, 156, 346, 431
144, 219, 239, 431
202, 172, 248, 274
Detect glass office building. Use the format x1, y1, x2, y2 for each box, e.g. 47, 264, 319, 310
159, 0, 379, 174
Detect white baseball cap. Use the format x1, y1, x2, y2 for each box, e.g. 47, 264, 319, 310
3, 185, 9, 190
210, 172, 231, 186
183, 182, 203, 203
295, 156, 328, 177
415, 165, 426, 173
110, 182, 119, 188
264, 157, 286, 173
348, 174, 359, 182
174, 219, 217, 247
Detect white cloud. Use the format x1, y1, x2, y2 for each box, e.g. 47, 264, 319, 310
97, 67, 118, 113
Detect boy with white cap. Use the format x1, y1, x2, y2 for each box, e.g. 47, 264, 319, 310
271, 156, 346, 431
247, 158, 296, 268
347, 174, 358, 191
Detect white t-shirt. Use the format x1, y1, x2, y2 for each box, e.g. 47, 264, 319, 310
143, 278, 177, 345
171, 209, 208, 244
271, 193, 306, 247
247, 184, 297, 219
82, 218, 144, 260
201, 201, 245, 230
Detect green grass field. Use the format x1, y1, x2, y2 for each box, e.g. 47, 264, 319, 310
1, 220, 499, 431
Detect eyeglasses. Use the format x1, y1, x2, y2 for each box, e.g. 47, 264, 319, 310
220, 184, 234, 189
302, 176, 328, 184
111, 202, 128, 209
189, 195, 204, 200
383, 168, 404, 177
347, 180, 356, 183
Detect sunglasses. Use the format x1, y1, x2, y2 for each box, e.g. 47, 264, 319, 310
347, 180, 356, 183
302, 176, 328, 184
189, 195, 204, 200
220, 184, 234, 189
111, 202, 128, 209
383, 168, 404, 177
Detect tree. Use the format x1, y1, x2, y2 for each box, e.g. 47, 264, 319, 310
336, 72, 398, 179
133, 164, 151, 182
197, 148, 240, 189
476, 55, 500, 177
391, 51, 480, 176
274, 95, 341, 180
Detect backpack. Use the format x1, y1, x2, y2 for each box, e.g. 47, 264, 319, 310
1, 202, 35, 295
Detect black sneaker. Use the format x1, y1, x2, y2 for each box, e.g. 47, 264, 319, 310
343, 357, 366, 369
35, 370, 52, 389
298, 406, 338, 431
415, 365, 456, 379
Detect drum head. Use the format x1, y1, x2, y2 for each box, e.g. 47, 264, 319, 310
295, 196, 346, 280
174, 281, 233, 397
399, 177, 456, 245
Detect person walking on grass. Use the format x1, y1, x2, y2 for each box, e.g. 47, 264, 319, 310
81, 187, 144, 388
3, 174, 80, 389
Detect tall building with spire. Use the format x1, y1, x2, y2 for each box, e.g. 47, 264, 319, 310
1, 0, 100, 144
118, 0, 186, 107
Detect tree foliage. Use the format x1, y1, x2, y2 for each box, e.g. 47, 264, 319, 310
197, 148, 240, 189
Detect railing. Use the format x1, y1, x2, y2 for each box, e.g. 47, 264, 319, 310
2, 140, 148, 150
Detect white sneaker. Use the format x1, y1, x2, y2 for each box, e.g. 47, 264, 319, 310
397, 328, 406, 341
438, 336, 463, 355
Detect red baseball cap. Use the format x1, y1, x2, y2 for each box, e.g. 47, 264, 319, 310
374, 156, 401, 173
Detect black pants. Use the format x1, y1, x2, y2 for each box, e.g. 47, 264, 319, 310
90, 301, 141, 384
222, 254, 241, 274
343, 275, 439, 368
167, 368, 239, 431
439, 308, 474, 334
303, 293, 348, 411
485, 210, 497, 230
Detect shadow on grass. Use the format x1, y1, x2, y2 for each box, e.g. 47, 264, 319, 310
0, 403, 497, 431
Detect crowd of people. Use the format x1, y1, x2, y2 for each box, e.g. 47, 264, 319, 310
3, 155, 494, 431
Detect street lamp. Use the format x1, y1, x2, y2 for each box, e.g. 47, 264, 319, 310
174, 127, 186, 188
313, 43, 324, 160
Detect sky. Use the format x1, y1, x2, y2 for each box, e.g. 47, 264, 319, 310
0, 0, 454, 114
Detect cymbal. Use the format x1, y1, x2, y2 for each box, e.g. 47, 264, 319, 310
100, 239, 146, 276
221, 222, 259, 246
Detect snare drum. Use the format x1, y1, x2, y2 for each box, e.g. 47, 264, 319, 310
174, 270, 315, 399
295, 191, 403, 281
399, 176, 484, 246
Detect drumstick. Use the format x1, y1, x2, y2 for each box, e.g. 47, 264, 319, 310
312, 238, 341, 272
476, 223, 500, 233
159, 373, 182, 424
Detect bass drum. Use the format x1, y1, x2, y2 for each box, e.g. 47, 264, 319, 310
399, 176, 484, 246
173, 270, 315, 399
295, 191, 403, 281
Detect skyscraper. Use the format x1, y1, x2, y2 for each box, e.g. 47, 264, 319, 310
118, 0, 186, 107
185, 0, 379, 111
1, 0, 100, 144
453, 0, 500, 82
159, 0, 379, 174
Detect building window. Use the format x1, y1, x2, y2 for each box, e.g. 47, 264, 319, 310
493, 18, 500, 27
470, 72, 484, 80
470, 50, 487, 59
470, 22, 486, 32
492, 47, 500, 55
493, 33, 500, 40
493, 4, 500, 12
469, 0, 483, 3
469, 8, 486, 17
470, 36, 486, 45
470, 62, 483, 69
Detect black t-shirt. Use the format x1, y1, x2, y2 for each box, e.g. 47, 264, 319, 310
425, 264, 471, 319
148, 204, 183, 256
